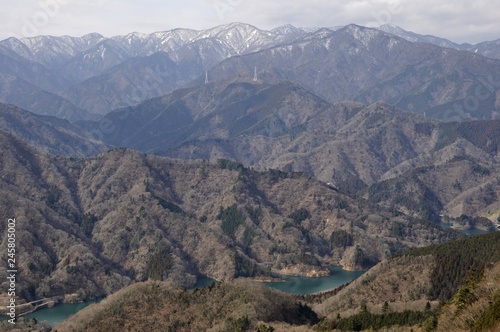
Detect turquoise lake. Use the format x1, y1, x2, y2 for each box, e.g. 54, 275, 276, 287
26, 301, 96, 326
437, 222, 492, 236
4, 267, 363, 326
265, 266, 364, 295
0, 301, 97, 327
3, 225, 495, 326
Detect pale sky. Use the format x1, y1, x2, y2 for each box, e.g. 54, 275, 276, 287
1, 0, 499, 44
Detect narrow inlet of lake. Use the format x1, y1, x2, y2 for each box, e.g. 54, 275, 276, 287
3, 269, 363, 326
437, 222, 493, 236
265, 266, 364, 295
12, 301, 97, 327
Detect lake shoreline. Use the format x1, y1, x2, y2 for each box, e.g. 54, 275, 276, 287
264, 266, 365, 295
1, 267, 365, 324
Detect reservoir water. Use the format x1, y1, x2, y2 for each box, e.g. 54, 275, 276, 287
437, 222, 492, 236
3, 268, 363, 326
192, 276, 217, 289
0, 301, 97, 327
265, 266, 364, 295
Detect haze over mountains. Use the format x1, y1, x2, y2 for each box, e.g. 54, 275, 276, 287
0, 21, 499, 331
0, 22, 499, 228
0, 23, 499, 120
71, 79, 498, 223
376, 24, 500, 59
0, 131, 459, 304
0, 103, 109, 156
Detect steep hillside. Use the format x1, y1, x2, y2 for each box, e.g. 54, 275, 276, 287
1, 23, 499, 118
2, 89, 96, 122
210, 24, 500, 120
0, 103, 108, 156
0, 50, 94, 122
60, 52, 204, 115
297, 232, 500, 331
2, 228, 496, 332
0, 131, 458, 308
436, 262, 500, 332
84, 80, 337, 150
85, 81, 435, 187
81, 80, 500, 220
0, 23, 304, 115
0, 49, 69, 93
367, 157, 500, 222
55, 280, 319, 332
366, 119, 500, 222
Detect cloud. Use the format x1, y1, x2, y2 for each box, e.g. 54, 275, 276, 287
0, 0, 114, 38
0, 0, 499, 43
390, 0, 500, 43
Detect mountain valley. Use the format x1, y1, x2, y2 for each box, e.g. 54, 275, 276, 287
1, 23, 500, 120
0, 21, 499, 331
73, 79, 500, 223
0, 130, 462, 307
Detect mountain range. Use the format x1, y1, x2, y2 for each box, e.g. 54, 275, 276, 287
377, 24, 500, 59
0, 21, 499, 330
0, 130, 460, 308
209, 24, 500, 121
73, 79, 500, 222
1, 78, 499, 224
1, 23, 499, 120
6, 231, 498, 331
0, 22, 498, 232
0, 103, 109, 156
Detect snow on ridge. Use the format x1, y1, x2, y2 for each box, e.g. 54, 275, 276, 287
1, 23, 306, 63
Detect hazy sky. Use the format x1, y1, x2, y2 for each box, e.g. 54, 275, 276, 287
1, 0, 499, 43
